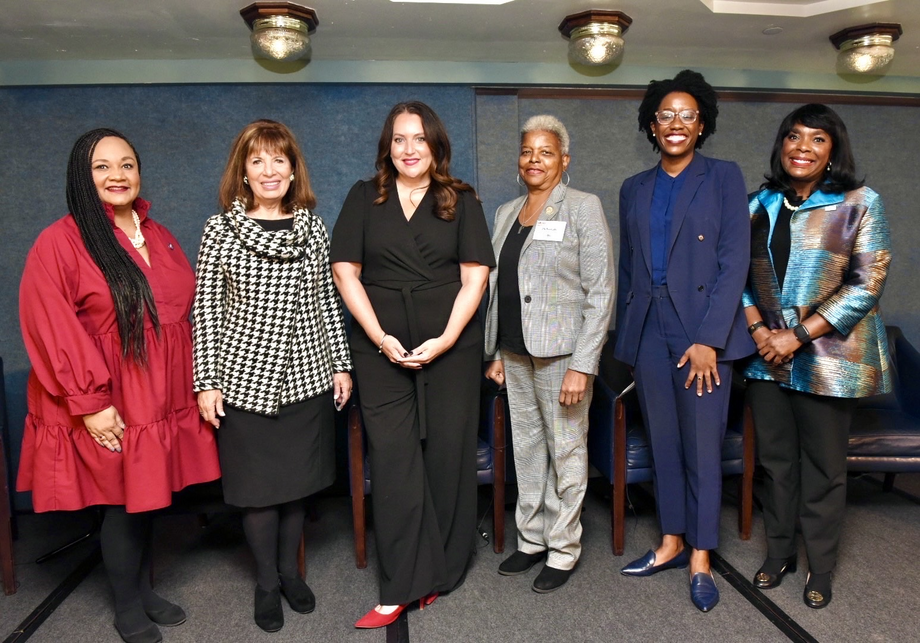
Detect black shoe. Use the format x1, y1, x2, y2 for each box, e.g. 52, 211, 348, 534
532, 565, 572, 593
620, 548, 690, 577
280, 574, 316, 614
498, 550, 546, 576
804, 571, 832, 609
114, 606, 162, 643
254, 585, 284, 632
753, 555, 797, 589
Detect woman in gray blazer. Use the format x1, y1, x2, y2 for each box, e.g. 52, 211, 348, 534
484, 115, 615, 593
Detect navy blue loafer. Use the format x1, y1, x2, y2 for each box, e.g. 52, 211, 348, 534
620, 548, 690, 577
690, 572, 720, 612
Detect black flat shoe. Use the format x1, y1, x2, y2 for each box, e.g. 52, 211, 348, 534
753, 555, 797, 589
114, 604, 162, 643
620, 548, 690, 577
498, 550, 546, 576
280, 574, 316, 614
532, 565, 572, 593
114, 615, 162, 643
254, 585, 284, 632
804, 571, 832, 609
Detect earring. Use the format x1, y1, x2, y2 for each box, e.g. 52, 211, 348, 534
289, 173, 295, 181
561, 170, 571, 187
243, 177, 249, 185
516, 174, 525, 187
826, 162, 833, 172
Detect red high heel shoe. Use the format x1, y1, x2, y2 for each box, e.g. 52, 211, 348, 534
354, 604, 407, 629
420, 592, 439, 609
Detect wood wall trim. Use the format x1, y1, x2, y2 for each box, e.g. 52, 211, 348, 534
475, 86, 920, 107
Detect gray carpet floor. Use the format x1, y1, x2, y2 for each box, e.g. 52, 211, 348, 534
3, 473, 919, 642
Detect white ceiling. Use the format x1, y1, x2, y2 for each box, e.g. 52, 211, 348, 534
1, 0, 916, 79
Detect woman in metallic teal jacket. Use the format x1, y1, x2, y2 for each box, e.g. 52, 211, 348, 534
743, 104, 891, 609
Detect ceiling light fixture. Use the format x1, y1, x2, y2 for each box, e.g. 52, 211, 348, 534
559, 10, 632, 67
829, 23, 902, 74
240, 2, 318, 62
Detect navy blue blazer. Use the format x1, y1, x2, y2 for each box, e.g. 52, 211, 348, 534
614, 153, 754, 366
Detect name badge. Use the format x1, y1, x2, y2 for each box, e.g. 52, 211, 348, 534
533, 220, 566, 242
825, 205, 837, 211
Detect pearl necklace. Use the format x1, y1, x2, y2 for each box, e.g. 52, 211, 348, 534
130, 210, 146, 249
783, 196, 802, 212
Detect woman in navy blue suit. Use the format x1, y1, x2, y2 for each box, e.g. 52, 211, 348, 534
614, 70, 753, 612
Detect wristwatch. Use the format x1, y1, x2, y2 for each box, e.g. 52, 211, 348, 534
747, 321, 766, 336
792, 323, 812, 344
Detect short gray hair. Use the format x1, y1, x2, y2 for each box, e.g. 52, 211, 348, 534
521, 115, 570, 155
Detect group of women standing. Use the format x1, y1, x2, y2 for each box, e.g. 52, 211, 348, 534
15, 69, 891, 642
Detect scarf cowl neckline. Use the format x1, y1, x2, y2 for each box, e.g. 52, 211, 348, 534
223, 199, 310, 260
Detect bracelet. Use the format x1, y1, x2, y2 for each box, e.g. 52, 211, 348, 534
378, 333, 389, 353
747, 321, 766, 336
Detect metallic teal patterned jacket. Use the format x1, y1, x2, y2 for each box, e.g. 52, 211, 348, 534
742, 186, 892, 398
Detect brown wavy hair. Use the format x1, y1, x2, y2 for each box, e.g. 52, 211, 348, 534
372, 101, 474, 221
218, 119, 316, 213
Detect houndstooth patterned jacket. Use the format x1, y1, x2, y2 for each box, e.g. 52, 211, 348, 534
192, 200, 352, 416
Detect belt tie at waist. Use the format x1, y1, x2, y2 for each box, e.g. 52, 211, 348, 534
364, 276, 459, 440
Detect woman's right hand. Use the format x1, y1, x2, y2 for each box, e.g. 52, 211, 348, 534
197, 389, 225, 428
83, 406, 125, 452
485, 360, 505, 386
380, 334, 420, 369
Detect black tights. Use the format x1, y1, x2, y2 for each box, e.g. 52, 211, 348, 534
100, 506, 172, 631
242, 499, 306, 590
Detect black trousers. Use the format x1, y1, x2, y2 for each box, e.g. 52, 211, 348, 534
747, 381, 857, 573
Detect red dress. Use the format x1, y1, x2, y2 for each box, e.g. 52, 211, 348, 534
17, 199, 220, 513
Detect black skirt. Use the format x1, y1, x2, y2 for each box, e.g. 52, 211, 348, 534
218, 392, 335, 508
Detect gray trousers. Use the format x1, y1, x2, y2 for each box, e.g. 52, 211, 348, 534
503, 351, 592, 570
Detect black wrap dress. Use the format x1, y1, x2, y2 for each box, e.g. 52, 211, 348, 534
331, 179, 495, 604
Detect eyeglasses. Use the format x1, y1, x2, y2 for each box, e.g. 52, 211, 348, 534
655, 109, 700, 125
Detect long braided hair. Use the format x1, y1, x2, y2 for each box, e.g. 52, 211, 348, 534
66, 128, 159, 364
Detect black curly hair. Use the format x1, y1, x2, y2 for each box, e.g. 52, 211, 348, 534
637, 69, 719, 152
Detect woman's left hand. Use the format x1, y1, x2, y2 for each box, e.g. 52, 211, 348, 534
559, 369, 589, 406
678, 343, 720, 396
398, 336, 453, 368
333, 372, 353, 410
756, 328, 800, 365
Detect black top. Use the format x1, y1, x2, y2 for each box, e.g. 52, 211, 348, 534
770, 194, 803, 289
251, 216, 295, 231
497, 221, 531, 355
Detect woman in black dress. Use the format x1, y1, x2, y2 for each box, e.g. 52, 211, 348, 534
193, 120, 353, 633
331, 101, 494, 628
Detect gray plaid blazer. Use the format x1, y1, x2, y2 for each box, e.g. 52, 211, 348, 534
484, 183, 615, 374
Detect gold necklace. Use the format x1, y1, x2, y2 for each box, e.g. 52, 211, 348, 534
517, 196, 548, 233
397, 180, 430, 207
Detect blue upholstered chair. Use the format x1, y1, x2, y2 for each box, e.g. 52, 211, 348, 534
346, 382, 507, 569
848, 326, 920, 488
587, 333, 754, 556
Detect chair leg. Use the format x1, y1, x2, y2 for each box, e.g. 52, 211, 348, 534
882, 472, 897, 492
1, 514, 15, 595
352, 495, 367, 569
347, 406, 368, 569
298, 533, 306, 579
612, 482, 625, 556
739, 400, 755, 540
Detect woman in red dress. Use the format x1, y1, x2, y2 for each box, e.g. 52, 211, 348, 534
17, 128, 220, 643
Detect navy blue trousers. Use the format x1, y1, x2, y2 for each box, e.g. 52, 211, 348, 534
633, 288, 732, 550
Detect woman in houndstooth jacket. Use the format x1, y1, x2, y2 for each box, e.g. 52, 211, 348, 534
193, 120, 352, 633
